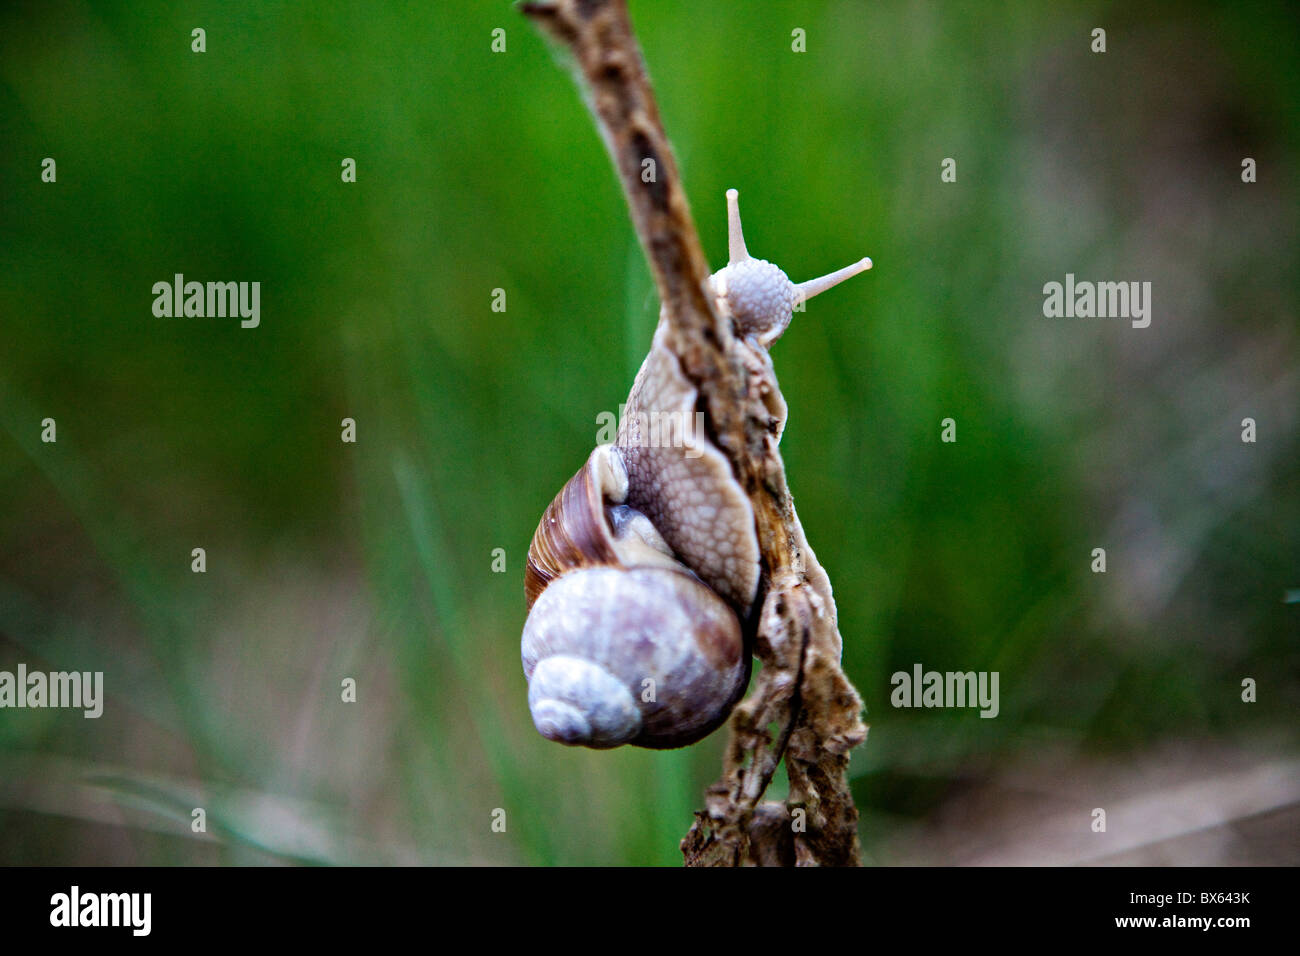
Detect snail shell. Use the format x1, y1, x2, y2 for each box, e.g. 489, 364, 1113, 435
522, 188, 871, 750
522, 445, 749, 749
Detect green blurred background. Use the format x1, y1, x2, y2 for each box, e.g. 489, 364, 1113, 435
1, 0, 1296, 865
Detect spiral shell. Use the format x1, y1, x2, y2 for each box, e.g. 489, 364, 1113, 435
521, 446, 749, 749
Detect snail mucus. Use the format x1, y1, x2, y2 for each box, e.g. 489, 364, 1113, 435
522, 189, 871, 749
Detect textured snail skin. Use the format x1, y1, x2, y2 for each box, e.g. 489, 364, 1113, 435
522, 189, 871, 750
617, 333, 762, 614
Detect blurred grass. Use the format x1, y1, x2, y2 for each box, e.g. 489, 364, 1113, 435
0, 0, 1297, 864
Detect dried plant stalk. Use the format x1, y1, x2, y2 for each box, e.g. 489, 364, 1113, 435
521, 0, 867, 866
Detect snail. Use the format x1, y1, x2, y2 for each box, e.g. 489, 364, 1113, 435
522, 189, 871, 749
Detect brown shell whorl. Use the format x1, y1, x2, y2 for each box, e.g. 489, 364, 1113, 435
524, 450, 620, 609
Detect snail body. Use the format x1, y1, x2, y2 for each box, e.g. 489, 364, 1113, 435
522, 189, 871, 749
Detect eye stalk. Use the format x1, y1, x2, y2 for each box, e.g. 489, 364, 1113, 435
709, 188, 872, 347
